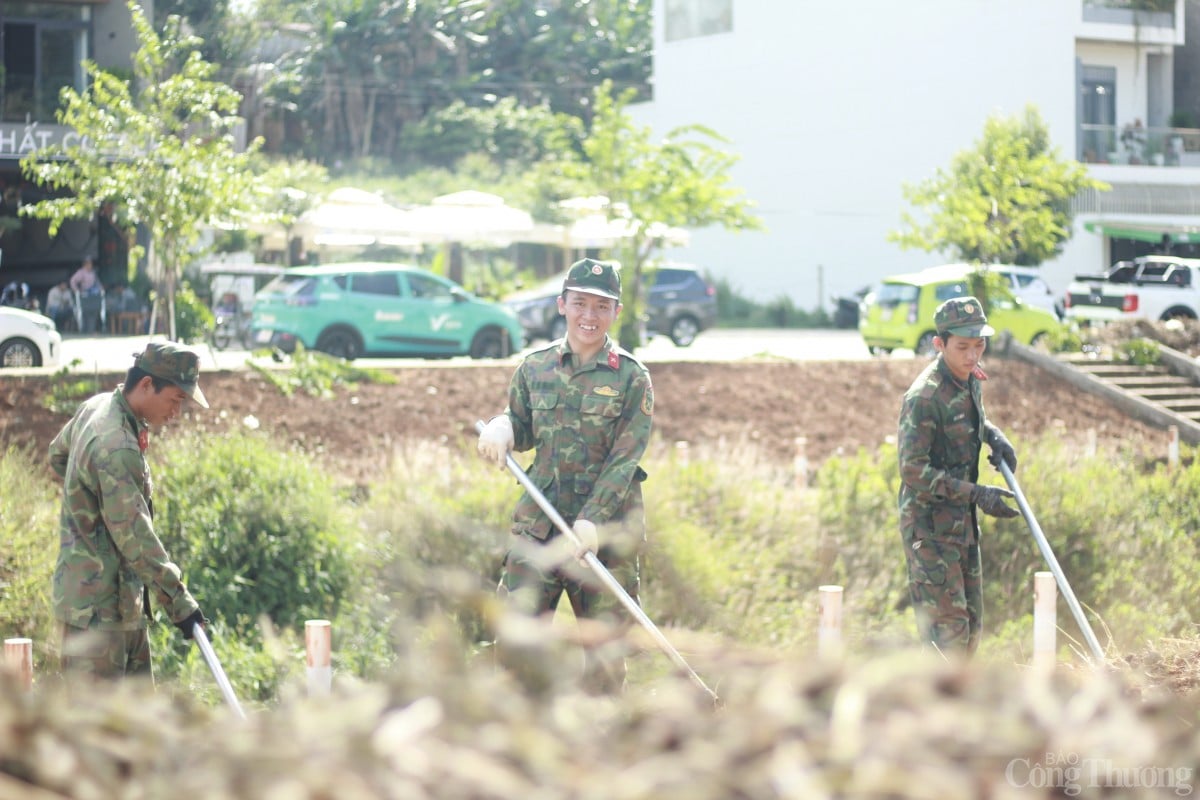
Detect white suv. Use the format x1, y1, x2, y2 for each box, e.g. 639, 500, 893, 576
998, 264, 1060, 318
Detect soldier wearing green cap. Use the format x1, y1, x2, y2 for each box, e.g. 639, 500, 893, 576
897, 296, 1020, 656
49, 341, 210, 684
478, 258, 653, 693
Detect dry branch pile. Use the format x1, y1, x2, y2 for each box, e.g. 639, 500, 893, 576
2, 639, 1197, 799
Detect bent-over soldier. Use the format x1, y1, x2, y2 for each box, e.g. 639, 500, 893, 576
50, 342, 210, 684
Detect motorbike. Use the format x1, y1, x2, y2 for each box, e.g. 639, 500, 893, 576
211, 295, 252, 350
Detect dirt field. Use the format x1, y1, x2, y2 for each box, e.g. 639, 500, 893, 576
0, 353, 1169, 481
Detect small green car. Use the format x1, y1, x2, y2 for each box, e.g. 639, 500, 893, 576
250, 262, 524, 360
858, 263, 1062, 356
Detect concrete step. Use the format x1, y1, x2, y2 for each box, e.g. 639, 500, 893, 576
1107, 375, 1196, 390
1129, 386, 1200, 401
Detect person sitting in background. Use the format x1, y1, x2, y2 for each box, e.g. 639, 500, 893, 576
70, 256, 102, 296
110, 284, 139, 313
46, 281, 75, 330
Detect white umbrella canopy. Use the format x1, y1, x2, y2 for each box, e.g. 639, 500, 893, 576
522, 211, 691, 250
404, 190, 534, 246
295, 187, 420, 249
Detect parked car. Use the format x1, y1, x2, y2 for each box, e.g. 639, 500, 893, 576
250, 262, 524, 360
998, 264, 1061, 318
0, 306, 63, 368
1064, 254, 1200, 323
643, 264, 718, 346
858, 263, 1061, 356
503, 263, 717, 347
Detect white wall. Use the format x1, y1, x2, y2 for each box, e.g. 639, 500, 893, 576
634, 0, 1092, 306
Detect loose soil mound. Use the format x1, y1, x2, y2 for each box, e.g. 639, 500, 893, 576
0, 355, 1168, 482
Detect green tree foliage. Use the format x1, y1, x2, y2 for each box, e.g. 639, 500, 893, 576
396, 98, 585, 170
250, 157, 330, 266
889, 105, 1108, 266
573, 81, 762, 349
230, 0, 649, 164
468, 0, 652, 118
19, 2, 259, 338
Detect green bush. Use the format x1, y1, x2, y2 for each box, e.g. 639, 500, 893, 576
154, 429, 362, 633
0, 445, 61, 673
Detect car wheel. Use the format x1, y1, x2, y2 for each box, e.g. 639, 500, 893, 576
870, 346, 893, 356
315, 327, 362, 360
549, 316, 567, 341
0, 338, 41, 368
469, 327, 509, 359
668, 314, 701, 347
1161, 307, 1197, 322
915, 331, 937, 357
1030, 332, 1050, 350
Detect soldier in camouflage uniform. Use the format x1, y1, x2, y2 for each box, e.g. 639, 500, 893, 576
49, 342, 211, 684
478, 258, 653, 693
897, 297, 1020, 656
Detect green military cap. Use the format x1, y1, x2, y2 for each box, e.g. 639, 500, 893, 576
134, 341, 209, 408
563, 258, 622, 301
934, 296, 995, 338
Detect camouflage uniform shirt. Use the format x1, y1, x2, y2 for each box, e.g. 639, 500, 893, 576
898, 356, 988, 545
49, 388, 199, 630
504, 336, 653, 538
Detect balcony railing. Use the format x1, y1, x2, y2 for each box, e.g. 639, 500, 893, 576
1082, 0, 1175, 27
1079, 123, 1200, 167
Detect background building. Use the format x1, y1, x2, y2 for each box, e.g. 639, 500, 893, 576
0, 1, 146, 299
635, 0, 1199, 308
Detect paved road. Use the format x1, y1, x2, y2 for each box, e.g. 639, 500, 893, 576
45, 327, 893, 375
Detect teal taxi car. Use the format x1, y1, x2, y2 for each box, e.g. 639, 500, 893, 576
251, 263, 523, 360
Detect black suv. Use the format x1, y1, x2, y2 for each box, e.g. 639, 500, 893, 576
504, 264, 717, 347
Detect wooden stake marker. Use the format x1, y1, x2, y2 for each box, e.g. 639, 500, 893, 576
818, 585, 843, 657
4, 638, 32, 691
305, 620, 332, 696
1033, 571, 1056, 671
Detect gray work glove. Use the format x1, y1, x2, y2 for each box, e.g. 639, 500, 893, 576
984, 424, 1017, 473
970, 484, 1020, 518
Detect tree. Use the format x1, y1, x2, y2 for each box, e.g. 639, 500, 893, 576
889, 105, 1108, 267
573, 81, 761, 350
20, 2, 259, 339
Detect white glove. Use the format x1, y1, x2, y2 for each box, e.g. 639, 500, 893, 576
477, 415, 514, 468
572, 519, 598, 559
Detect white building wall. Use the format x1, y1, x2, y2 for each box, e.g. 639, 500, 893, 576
634, 0, 1125, 306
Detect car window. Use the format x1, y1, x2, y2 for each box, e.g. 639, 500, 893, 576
652, 268, 692, 289
350, 272, 400, 297
407, 273, 453, 300
876, 283, 919, 306
933, 281, 971, 302
332, 274, 349, 291
261, 274, 318, 297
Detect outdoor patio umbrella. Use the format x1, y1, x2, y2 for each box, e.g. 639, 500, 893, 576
403, 190, 534, 246
295, 187, 420, 250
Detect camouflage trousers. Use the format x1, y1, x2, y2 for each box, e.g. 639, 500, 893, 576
904, 537, 983, 656
60, 623, 153, 685
496, 532, 639, 694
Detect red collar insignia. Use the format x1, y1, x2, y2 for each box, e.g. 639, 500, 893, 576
138, 429, 149, 452
971, 365, 988, 381
607, 350, 620, 369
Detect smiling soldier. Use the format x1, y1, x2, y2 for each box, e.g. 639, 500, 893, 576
478, 258, 653, 693
49, 342, 211, 686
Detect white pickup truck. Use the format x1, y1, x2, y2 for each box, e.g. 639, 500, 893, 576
1064, 255, 1200, 323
